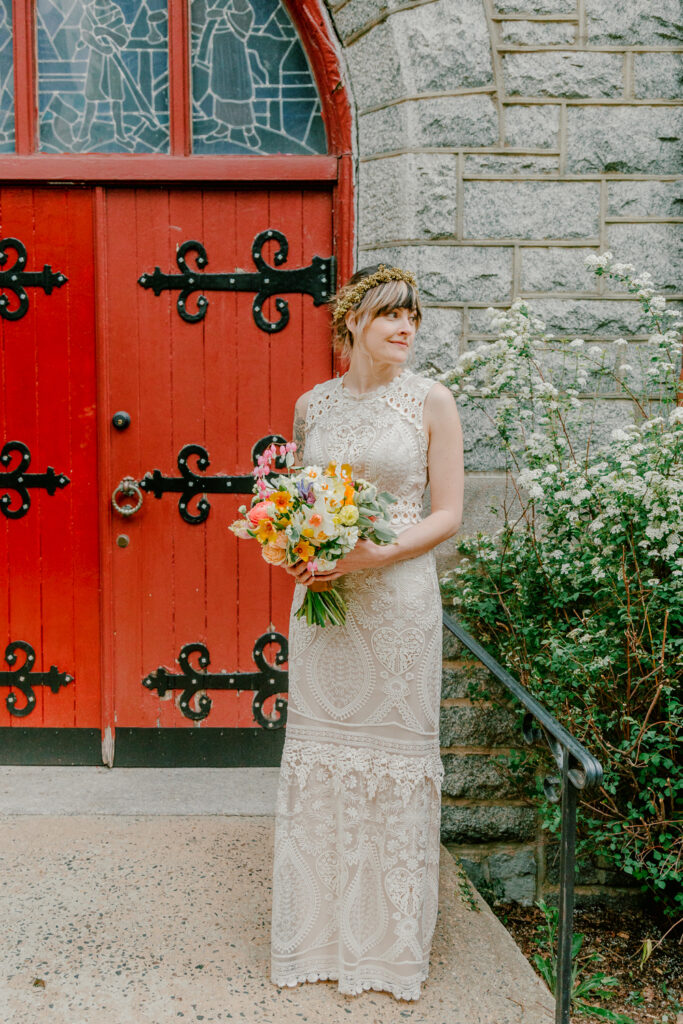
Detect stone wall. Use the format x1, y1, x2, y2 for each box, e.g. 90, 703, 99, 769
322, 0, 682, 904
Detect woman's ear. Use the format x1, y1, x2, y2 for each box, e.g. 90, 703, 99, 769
345, 309, 356, 339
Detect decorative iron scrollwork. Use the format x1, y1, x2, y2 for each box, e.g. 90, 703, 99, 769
142, 631, 288, 727
1, 640, 73, 717
137, 229, 335, 331
523, 712, 588, 803
138, 434, 288, 524
0, 238, 68, 321
1, 441, 70, 519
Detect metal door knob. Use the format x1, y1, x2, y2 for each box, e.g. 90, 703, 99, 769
112, 411, 131, 430
112, 476, 143, 516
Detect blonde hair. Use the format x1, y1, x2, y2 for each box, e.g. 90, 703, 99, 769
330, 264, 422, 360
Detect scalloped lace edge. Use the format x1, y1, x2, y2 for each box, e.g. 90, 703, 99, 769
270, 969, 426, 1001
279, 739, 444, 806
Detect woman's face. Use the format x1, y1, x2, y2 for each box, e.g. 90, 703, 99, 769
352, 306, 418, 366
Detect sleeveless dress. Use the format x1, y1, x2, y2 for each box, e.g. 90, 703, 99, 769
270, 367, 444, 1002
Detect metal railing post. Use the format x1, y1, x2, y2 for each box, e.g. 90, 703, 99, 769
556, 746, 577, 1024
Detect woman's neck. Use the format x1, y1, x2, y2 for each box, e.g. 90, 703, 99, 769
341, 357, 406, 396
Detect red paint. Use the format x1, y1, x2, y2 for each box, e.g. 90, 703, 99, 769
1, 1, 355, 757
0, 187, 101, 728
12, 0, 35, 155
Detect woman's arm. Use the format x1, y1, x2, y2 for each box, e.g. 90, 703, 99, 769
301, 382, 463, 582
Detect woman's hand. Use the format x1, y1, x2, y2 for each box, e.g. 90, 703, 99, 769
283, 539, 394, 586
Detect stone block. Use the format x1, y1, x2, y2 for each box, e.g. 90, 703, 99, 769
442, 663, 505, 700
442, 753, 527, 800
521, 247, 601, 292
494, 0, 575, 12
441, 804, 537, 843
413, 305, 464, 373
457, 398, 509, 471
464, 154, 559, 175
605, 222, 683, 294
585, 0, 683, 44
504, 104, 560, 149
460, 471, 521, 539
499, 19, 576, 45
440, 704, 518, 747
365, 244, 513, 302
330, 0, 403, 41
464, 181, 600, 239
487, 848, 538, 903
566, 105, 683, 174
345, 2, 493, 108
345, 21, 404, 109
443, 621, 465, 658
634, 52, 683, 99
493, 297, 651, 336
400, 1, 493, 94
502, 51, 623, 98
359, 94, 499, 155
607, 179, 683, 218
359, 154, 457, 245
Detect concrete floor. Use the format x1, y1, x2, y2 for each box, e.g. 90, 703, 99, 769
0, 771, 555, 1024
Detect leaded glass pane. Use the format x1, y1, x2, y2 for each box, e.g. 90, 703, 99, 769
0, 0, 13, 152
37, 0, 170, 153
190, 0, 327, 155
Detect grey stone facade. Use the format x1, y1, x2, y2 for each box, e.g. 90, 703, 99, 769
322, 0, 682, 905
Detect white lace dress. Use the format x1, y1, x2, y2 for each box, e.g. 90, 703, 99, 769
270, 367, 444, 1002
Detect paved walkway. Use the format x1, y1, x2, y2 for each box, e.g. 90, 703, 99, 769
0, 770, 554, 1024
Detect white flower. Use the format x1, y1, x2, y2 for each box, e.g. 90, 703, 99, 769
612, 338, 628, 348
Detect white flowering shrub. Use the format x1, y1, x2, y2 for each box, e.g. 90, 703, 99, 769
439, 253, 683, 918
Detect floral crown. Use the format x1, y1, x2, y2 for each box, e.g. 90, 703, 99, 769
332, 264, 418, 325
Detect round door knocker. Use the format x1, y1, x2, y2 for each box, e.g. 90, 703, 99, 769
112, 476, 144, 516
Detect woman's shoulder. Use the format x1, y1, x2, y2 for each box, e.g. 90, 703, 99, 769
296, 376, 342, 424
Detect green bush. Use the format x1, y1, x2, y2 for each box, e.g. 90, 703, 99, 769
438, 254, 683, 919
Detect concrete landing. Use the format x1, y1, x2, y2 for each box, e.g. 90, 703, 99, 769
0, 815, 554, 1024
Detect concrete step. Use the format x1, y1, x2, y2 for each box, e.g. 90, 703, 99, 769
0, 812, 555, 1024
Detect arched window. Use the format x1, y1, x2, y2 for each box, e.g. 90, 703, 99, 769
31, 0, 326, 155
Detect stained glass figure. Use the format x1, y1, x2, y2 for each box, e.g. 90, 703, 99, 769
191, 0, 327, 155
0, 0, 13, 152
37, 0, 170, 153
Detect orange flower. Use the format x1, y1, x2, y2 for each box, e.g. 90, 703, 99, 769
262, 543, 286, 565
325, 461, 337, 476
343, 484, 355, 505
340, 463, 353, 482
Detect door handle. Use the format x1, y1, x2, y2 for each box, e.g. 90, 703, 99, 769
112, 476, 144, 516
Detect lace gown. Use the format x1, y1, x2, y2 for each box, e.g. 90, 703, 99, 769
270, 367, 444, 1002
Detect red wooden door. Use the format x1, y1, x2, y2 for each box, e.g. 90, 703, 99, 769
99, 186, 333, 764
0, 187, 101, 752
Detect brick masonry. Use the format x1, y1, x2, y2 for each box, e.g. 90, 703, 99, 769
323, 0, 681, 904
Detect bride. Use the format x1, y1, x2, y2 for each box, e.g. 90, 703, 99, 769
270, 264, 464, 1001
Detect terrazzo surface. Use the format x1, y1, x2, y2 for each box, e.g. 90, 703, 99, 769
0, 816, 555, 1024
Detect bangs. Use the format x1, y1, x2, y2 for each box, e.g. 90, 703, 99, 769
356, 279, 422, 323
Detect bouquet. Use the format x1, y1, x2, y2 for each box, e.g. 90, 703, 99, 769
229, 441, 398, 627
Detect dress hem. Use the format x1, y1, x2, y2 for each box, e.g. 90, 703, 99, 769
270, 969, 427, 1002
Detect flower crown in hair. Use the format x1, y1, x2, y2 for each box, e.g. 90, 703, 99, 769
332, 264, 418, 325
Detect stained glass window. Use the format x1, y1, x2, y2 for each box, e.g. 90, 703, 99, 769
37, 0, 170, 154
190, 0, 327, 155
0, 0, 13, 152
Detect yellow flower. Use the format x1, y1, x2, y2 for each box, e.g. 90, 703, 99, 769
293, 540, 315, 562
338, 504, 359, 526
271, 490, 292, 512
255, 519, 277, 543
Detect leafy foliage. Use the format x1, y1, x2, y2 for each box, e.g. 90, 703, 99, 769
438, 254, 683, 918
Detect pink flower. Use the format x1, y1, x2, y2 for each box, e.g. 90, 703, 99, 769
247, 501, 274, 526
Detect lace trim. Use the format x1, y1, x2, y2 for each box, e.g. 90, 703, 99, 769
285, 722, 440, 758
270, 966, 427, 1001
383, 375, 435, 466
279, 738, 444, 806
390, 497, 423, 524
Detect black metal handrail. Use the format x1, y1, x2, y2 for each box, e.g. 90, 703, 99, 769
442, 610, 604, 1024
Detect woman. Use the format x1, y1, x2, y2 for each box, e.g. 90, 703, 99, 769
270, 264, 464, 1001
